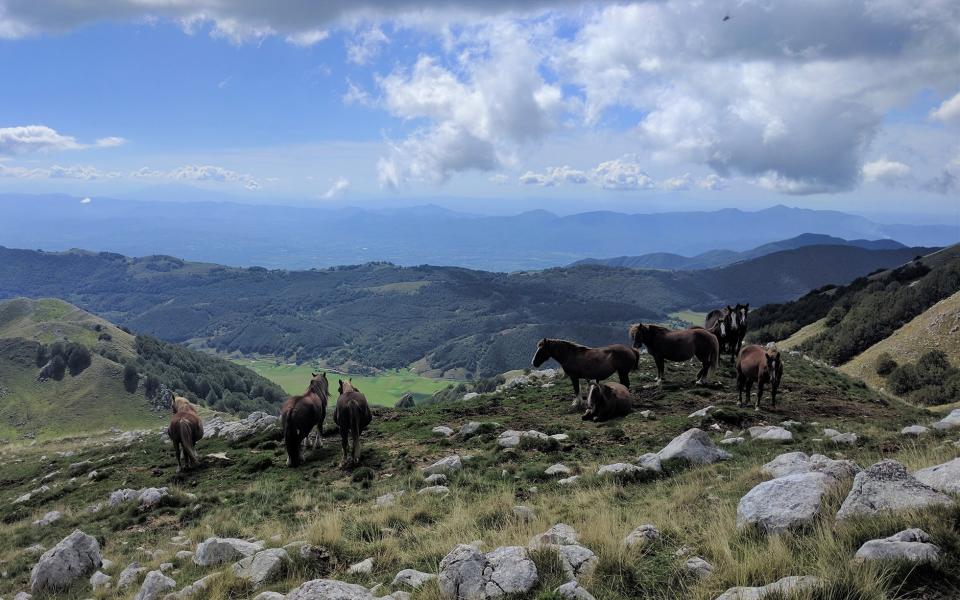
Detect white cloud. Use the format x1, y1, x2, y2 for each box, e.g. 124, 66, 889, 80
519, 165, 588, 186
322, 176, 350, 198
80, 197, 92, 204
286, 29, 329, 47
94, 136, 127, 148
696, 174, 725, 190
346, 25, 388, 64
662, 173, 692, 191
132, 164, 260, 190
930, 91, 960, 124
0, 126, 127, 155
488, 173, 509, 184
343, 78, 373, 106
591, 155, 655, 191
862, 159, 911, 184
0, 163, 120, 180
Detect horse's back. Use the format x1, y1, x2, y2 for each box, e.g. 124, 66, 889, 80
736, 344, 766, 376
169, 410, 203, 442
335, 392, 371, 429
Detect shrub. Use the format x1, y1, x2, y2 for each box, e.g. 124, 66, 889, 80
65, 344, 91, 375
875, 353, 897, 376
123, 364, 139, 393
48, 355, 66, 380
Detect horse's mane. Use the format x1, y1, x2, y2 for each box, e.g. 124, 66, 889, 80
172, 396, 196, 414
548, 338, 589, 351
765, 344, 780, 360
628, 323, 642, 339
642, 323, 671, 335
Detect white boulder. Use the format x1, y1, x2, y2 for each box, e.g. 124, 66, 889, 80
29, 529, 101, 593
836, 460, 953, 521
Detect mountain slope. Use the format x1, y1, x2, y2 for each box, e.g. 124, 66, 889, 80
1, 193, 954, 271
0, 298, 285, 439
573, 233, 908, 270
0, 244, 933, 377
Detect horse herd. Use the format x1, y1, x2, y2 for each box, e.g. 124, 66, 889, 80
168, 303, 780, 471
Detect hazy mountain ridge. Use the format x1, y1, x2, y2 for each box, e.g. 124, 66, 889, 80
0, 243, 933, 377
1, 194, 954, 271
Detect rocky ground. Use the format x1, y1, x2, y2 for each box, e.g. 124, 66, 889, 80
1, 357, 958, 600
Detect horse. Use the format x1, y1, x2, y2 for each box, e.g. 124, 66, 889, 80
532, 338, 640, 409
704, 307, 735, 359
629, 323, 719, 385
168, 395, 203, 472
280, 372, 329, 468
736, 344, 783, 410
333, 379, 372, 468
582, 381, 632, 421
731, 303, 750, 359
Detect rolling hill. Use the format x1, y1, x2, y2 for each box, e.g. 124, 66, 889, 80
573, 233, 908, 270
0, 243, 935, 377
0, 298, 285, 439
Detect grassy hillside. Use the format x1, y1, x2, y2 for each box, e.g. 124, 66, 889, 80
1, 356, 957, 600
0, 298, 285, 439
840, 291, 960, 392
0, 244, 930, 377
234, 360, 458, 407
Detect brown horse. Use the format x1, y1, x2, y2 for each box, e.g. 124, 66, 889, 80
629, 323, 718, 385
731, 303, 750, 360
532, 338, 640, 409
704, 307, 735, 360
736, 344, 782, 410
334, 379, 372, 468
583, 381, 632, 421
280, 372, 329, 468
168, 396, 203, 472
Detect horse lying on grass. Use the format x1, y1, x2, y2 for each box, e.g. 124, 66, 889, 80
582, 381, 632, 421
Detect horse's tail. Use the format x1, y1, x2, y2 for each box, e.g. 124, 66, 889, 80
179, 419, 200, 466
631, 347, 641, 370
350, 404, 361, 445
710, 332, 720, 370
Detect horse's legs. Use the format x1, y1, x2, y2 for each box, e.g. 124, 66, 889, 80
340, 428, 350, 467
313, 423, 323, 449
570, 377, 582, 409
618, 370, 630, 388
736, 373, 745, 407
655, 356, 665, 383
756, 380, 765, 411
351, 431, 360, 466
746, 380, 754, 409
695, 359, 707, 385
173, 441, 182, 472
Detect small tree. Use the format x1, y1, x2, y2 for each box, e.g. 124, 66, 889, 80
66, 344, 92, 376
123, 364, 139, 393
875, 353, 897, 376
144, 375, 161, 398
49, 355, 67, 380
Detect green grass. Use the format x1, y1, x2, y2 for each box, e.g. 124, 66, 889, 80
233, 359, 460, 407
669, 310, 708, 327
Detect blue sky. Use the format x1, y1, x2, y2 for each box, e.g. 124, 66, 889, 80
0, 1, 957, 221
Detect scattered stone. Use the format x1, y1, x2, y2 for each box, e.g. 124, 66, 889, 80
134, 570, 175, 600
348, 557, 374, 575
41, 470, 61, 482
550, 433, 569, 442
854, 529, 940, 564
719, 437, 744, 445
193, 537, 263, 567
913, 458, 960, 494
635, 452, 663, 473
747, 426, 793, 442
117, 562, 145, 589
393, 568, 436, 588
901, 425, 929, 436
459, 421, 482, 438
31, 510, 61, 527
423, 455, 462, 475
437, 544, 538, 600
14, 485, 50, 504
555, 581, 597, 600
29, 530, 102, 593
138, 487, 169, 508
376, 491, 404, 507
557, 475, 580, 486
424, 473, 448, 485
418, 485, 450, 496
204, 411, 279, 442
545, 463, 571, 476
530, 523, 579, 547
737, 472, 836, 533
836, 460, 953, 521
462, 392, 480, 401
67, 460, 93, 476
24, 544, 46, 557
496, 430, 550, 448
233, 548, 289, 588
552, 543, 598, 581
638, 410, 653, 419
432, 426, 455, 438
108, 488, 139, 507
13, 593, 33, 600
688, 405, 714, 418
684, 557, 714, 578
657, 429, 731, 465
761, 452, 860, 482
596, 463, 645, 478
512, 506, 536, 522
830, 432, 858, 445
780, 420, 802, 429
932, 408, 960, 430
159, 562, 173, 572
253, 592, 286, 600
89, 570, 112, 590
287, 579, 375, 600
623, 524, 660, 547
715, 575, 822, 600
174, 551, 194, 561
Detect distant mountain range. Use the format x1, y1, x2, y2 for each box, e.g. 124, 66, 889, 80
0, 242, 938, 377
0, 193, 955, 271
573, 233, 909, 270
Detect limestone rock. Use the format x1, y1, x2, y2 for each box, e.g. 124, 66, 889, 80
737, 472, 836, 533
747, 426, 793, 442
761, 452, 860, 482
900, 425, 929, 436
555, 581, 597, 600
425, 473, 448, 485
545, 463, 571, 476
29, 529, 101, 592
913, 458, 960, 494
117, 562, 145, 589
512, 506, 535, 522
193, 537, 263, 567
423, 455, 462, 476
392, 568, 436, 588
529, 523, 578, 547
853, 529, 940, 564
836, 460, 953, 521
287, 579, 375, 600
31, 510, 61, 527
684, 557, 714, 578
418, 485, 450, 496
348, 557, 374, 575
932, 408, 960, 430
715, 575, 822, 600
657, 429, 730, 465
432, 426, 455, 438
89, 570, 112, 590
624, 524, 660, 547
232, 548, 289, 588
133, 570, 175, 600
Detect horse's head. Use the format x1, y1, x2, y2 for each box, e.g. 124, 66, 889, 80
586, 382, 604, 412
628, 323, 645, 348
171, 395, 191, 413
532, 338, 551, 367
724, 305, 736, 333
309, 372, 329, 399
736, 303, 749, 328
338, 378, 358, 395
766, 347, 782, 386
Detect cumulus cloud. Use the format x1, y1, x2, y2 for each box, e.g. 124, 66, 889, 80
862, 159, 911, 185
0, 126, 126, 154
930, 91, 960, 124
343, 78, 373, 106
80, 197, 92, 204
0, 163, 120, 180
662, 173, 692, 191
322, 176, 350, 198
591, 156, 655, 191
922, 170, 957, 194
346, 25, 388, 64
285, 29, 328, 47
697, 174, 725, 190
132, 164, 260, 190
519, 165, 588, 186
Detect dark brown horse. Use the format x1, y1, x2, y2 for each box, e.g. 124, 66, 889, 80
731, 303, 750, 360
736, 344, 782, 410
583, 381, 632, 421
704, 307, 735, 360
168, 396, 203, 472
629, 323, 718, 385
334, 379, 372, 468
532, 338, 640, 408
280, 372, 329, 468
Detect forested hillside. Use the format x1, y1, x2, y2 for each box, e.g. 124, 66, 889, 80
0, 244, 932, 377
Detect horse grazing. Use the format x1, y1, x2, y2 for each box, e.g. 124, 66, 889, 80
168, 396, 203, 472
629, 323, 719, 385
280, 372, 329, 468
731, 303, 749, 360
704, 307, 735, 360
583, 381, 632, 421
736, 344, 783, 410
532, 338, 640, 409
334, 379, 372, 468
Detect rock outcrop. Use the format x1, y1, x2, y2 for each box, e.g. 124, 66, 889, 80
657, 429, 731, 465
437, 544, 538, 599
29, 530, 101, 593
854, 529, 940, 564
836, 460, 953, 521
